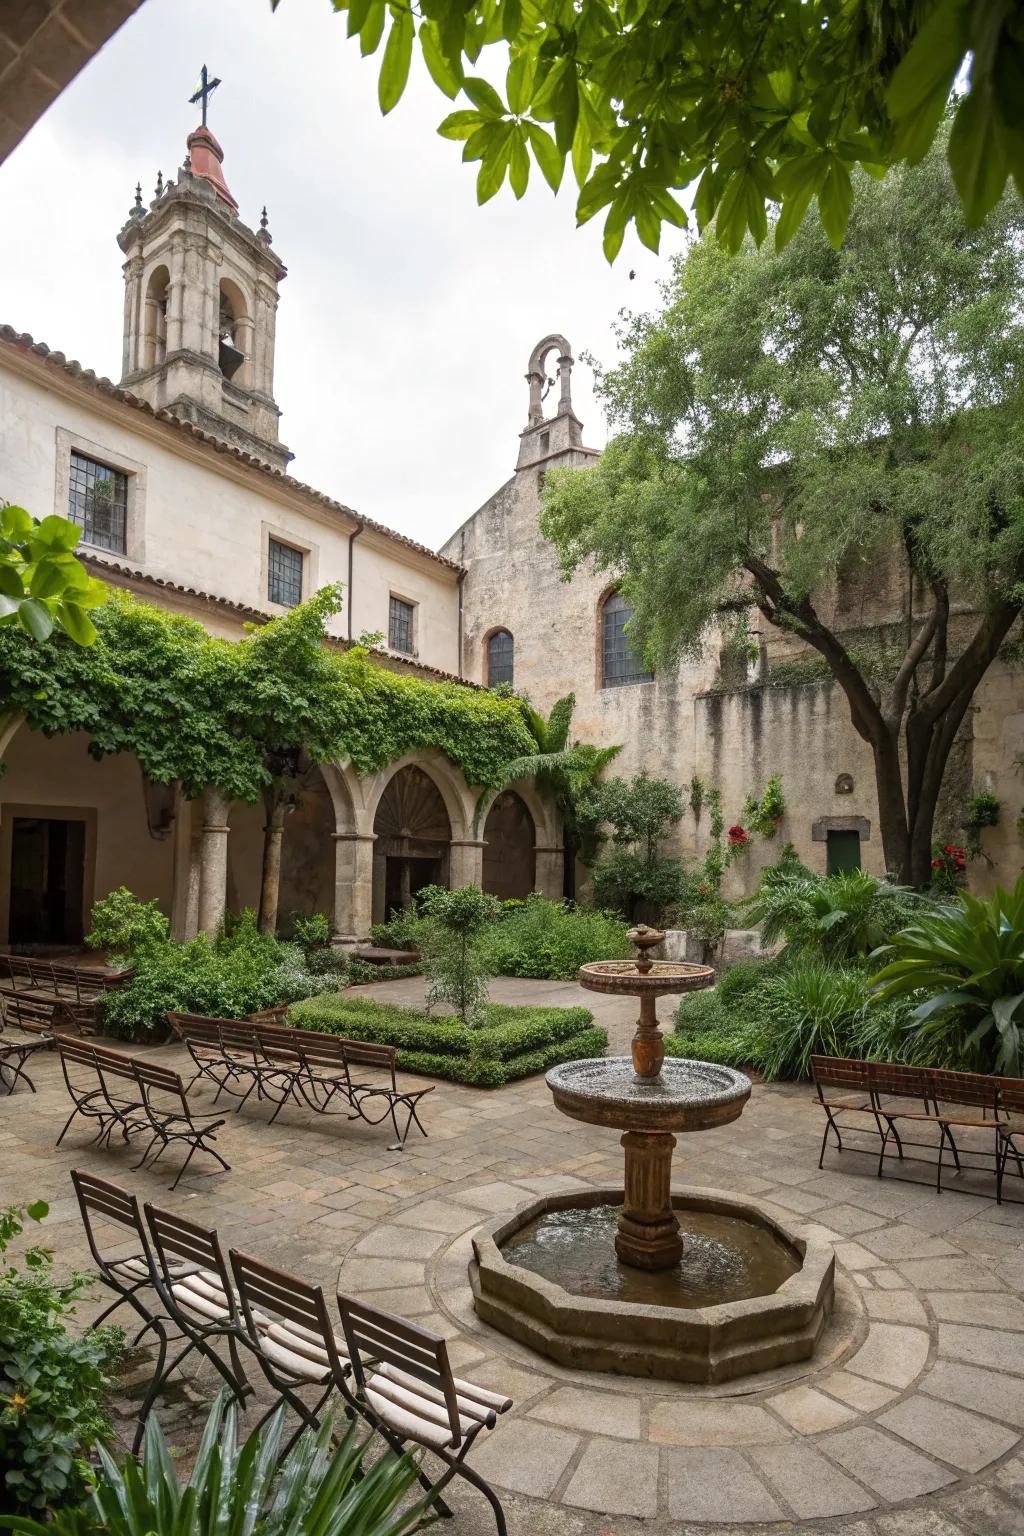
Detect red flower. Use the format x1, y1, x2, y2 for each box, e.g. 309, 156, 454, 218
727, 825, 749, 846
931, 859, 942, 868
945, 844, 954, 854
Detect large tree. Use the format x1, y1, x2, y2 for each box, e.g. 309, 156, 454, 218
539, 134, 1024, 887
280, 0, 1024, 258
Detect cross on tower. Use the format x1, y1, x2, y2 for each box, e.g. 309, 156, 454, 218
189, 64, 221, 128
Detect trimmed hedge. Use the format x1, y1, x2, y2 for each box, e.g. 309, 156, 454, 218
290, 995, 607, 1087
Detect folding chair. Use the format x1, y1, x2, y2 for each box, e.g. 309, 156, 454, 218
142, 1203, 253, 1416
926, 1068, 1003, 1194
55, 1035, 143, 1151
132, 1057, 230, 1190
997, 1078, 1024, 1204
336, 1292, 513, 1535
0, 1001, 51, 1093
810, 1056, 880, 1168
228, 1249, 351, 1442
868, 1061, 939, 1181
70, 1170, 170, 1452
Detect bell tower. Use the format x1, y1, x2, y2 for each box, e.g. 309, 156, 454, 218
515, 334, 585, 470
117, 68, 291, 471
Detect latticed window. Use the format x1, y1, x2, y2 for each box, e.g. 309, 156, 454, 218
67, 452, 127, 553
389, 595, 415, 653
487, 628, 514, 687
602, 590, 653, 688
268, 538, 303, 607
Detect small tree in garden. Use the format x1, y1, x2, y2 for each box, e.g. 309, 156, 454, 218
417, 884, 501, 1025
592, 773, 686, 921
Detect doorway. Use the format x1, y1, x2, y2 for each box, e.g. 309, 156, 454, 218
9, 815, 87, 946
826, 829, 862, 875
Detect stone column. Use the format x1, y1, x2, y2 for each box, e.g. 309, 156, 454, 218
526, 368, 544, 426
197, 786, 230, 936
534, 843, 564, 899
557, 351, 574, 414
169, 786, 194, 939
616, 1130, 683, 1270
258, 797, 288, 935
332, 831, 376, 943
449, 838, 485, 890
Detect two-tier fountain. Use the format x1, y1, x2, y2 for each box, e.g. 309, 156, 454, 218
471, 927, 835, 1383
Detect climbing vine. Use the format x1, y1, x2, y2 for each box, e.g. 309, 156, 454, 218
0, 586, 535, 800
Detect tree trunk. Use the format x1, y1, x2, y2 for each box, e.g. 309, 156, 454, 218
258, 794, 288, 935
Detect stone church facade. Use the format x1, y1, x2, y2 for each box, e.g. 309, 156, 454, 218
0, 113, 1020, 955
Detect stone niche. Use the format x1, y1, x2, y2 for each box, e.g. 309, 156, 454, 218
471, 1187, 835, 1385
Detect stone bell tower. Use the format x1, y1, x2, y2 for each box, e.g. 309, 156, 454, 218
515, 333, 585, 470
117, 72, 291, 471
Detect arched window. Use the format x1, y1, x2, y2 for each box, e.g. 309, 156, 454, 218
487, 629, 514, 687
143, 265, 169, 370
218, 279, 248, 381
601, 590, 653, 688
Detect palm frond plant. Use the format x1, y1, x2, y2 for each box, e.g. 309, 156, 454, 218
0, 1392, 435, 1536
871, 873, 1024, 1075
742, 868, 926, 963
478, 694, 621, 888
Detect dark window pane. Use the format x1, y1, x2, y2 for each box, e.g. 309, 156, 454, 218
487, 629, 514, 687
67, 451, 128, 553
268, 538, 303, 607
602, 590, 653, 688
826, 830, 862, 874
389, 595, 414, 653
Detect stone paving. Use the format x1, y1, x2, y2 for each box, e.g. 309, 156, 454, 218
3, 974, 1024, 1536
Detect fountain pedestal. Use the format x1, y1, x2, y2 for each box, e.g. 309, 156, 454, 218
617, 1129, 683, 1268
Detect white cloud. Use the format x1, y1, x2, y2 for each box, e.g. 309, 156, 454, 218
0, 0, 686, 549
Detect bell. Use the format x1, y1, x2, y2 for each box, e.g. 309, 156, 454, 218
219, 338, 245, 379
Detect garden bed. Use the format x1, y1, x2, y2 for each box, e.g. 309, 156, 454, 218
289, 995, 608, 1087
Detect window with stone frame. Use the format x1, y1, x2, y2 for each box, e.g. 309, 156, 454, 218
267, 537, 304, 607
67, 451, 128, 553
601, 589, 653, 688
389, 594, 415, 654
487, 628, 514, 687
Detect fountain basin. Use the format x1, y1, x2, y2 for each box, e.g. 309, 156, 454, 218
471, 1187, 835, 1384
547, 1057, 751, 1133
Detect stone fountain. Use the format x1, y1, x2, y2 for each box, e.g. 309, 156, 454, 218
471, 927, 835, 1383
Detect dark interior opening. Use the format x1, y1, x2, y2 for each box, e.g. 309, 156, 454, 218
826, 829, 862, 875
9, 816, 86, 947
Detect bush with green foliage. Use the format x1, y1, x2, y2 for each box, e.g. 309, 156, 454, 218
592, 772, 686, 921
966, 792, 1001, 830
0, 1201, 121, 1513
288, 911, 332, 952
415, 884, 501, 1024
741, 868, 926, 963
872, 873, 1024, 1075
741, 775, 786, 838
481, 895, 631, 980
0, 1390, 432, 1536
292, 993, 607, 1087
84, 887, 169, 960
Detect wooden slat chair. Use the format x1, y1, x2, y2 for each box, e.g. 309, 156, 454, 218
924, 1068, 1004, 1194
340, 1038, 434, 1151
809, 1056, 880, 1169
70, 1169, 172, 1452
866, 1062, 939, 1181
167, 1012, 263, 1107
336, 1292, 513, 1536
0, 998, 52, 1094
142, 1203, 253, 1420
228, 1249, 352, 1439
997, 1078, 1024, 1204
55, 1035, 144, 1151
0, 956, 129, 1033
131, 1056, 230, 1190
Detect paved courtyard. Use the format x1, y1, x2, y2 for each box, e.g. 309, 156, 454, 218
4, 975, 1024, 1536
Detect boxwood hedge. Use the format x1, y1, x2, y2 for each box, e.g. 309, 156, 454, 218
289, 995, 607, 1087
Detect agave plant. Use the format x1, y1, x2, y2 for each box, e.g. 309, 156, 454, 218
0, 1392, 434, 1536
871, 873, 1024, 1075
742, 868, 925, 963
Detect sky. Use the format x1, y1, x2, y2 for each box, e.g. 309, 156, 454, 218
0, 0, 689, 552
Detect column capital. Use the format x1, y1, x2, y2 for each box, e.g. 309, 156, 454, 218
449, 837, 487, 849
331, 831, 377, 844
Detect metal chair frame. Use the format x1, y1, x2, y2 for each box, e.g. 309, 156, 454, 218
55, 1035, 144, 1151
996, 1078, 1024, 1204
337, 1291, 511, 1535
131, 1056, 230, 1190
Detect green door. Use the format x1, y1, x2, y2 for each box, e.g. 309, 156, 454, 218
826, 830, 861, 874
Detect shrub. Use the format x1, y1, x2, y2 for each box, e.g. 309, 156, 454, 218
966, 791, 1000, 829
85, 887, 169, 960
741, 774, 786, 838
5, 1391, 433, 1536
288, 911, 332, 953
872, 873, 1024, 1075
741, 867, 926, 962
269, 943, 343, 1004
591, 772, 687, 921
0, 1201, 121, 1513
481, 895, 631, 980
416, 884, 501, 1024
667, 988, 768, 1070
291, 993, 607, 1087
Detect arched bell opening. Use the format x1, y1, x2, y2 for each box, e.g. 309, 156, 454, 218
483, 790, 536, 900
372, 765, 452, 922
